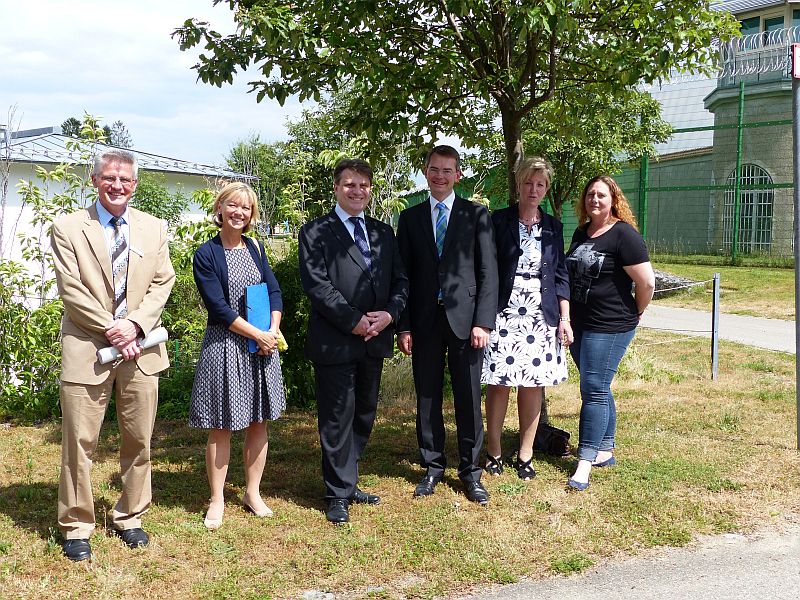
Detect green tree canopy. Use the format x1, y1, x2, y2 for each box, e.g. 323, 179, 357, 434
174, 0, 737, 201
474, 85, 672, 217
227, 89, 413, 230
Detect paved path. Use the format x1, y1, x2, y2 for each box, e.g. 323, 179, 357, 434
640, 304, 795, 354
461, 524, 800, 600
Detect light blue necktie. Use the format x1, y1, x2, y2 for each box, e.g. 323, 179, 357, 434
435, 202, 447, 258
349, 216, 371, 271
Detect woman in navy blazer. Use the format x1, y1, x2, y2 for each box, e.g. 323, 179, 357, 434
190, 182, 286, 530
481, 157, 573, 480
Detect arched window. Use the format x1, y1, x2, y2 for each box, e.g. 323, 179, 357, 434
723, 165, 773, 253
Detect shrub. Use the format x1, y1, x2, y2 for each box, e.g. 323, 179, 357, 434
0, 261, 63, 422
270, 239, 316, 409
158, 265, 208, 419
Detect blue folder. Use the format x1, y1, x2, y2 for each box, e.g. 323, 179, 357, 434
245, 283, 271, 353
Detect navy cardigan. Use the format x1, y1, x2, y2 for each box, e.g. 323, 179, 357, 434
491, 204, 570, 327
193, 234, 283, 327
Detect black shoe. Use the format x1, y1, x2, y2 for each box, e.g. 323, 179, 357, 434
463, 480, 490, 505
516, 457, 536, 481
326, 499, 350, 524
484, 454, 504, 476
63, 538, 91, 562
113, 527, 149, 549
413, 474, 442, 497
351, 487, 381, 505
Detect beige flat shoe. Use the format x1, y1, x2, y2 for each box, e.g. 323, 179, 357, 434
242, 497, 273, 518
204, 503, 224, 530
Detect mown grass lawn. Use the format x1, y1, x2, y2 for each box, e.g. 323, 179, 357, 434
652, 262, 795, 320
1, 330, 798, 599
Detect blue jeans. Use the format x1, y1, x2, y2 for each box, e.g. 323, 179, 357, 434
569, 328, 636, 462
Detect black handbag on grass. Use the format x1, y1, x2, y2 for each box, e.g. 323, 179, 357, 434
534, 423, 572, 457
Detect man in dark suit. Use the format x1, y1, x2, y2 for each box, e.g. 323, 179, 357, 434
397, 145, 498, 505
299, 158, 408, 524
51, 149, 175, 561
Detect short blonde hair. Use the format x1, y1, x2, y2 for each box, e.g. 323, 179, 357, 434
515, 156, 554, 191
213, 182, 260, 233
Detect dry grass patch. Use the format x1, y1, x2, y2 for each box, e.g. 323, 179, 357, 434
0, 331, 798, 598
652, 262, 795, 320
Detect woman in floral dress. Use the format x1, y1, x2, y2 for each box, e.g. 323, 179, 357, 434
481, 157, 572, 480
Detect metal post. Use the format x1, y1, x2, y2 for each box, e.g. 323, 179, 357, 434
639, 153, 650, 239
711, 273, 720, 381
731, 80, 745, 263
791, 46, 800, 451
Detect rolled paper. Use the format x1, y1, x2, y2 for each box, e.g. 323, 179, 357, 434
96, 326, 169, 364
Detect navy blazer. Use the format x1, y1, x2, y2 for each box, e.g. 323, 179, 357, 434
491, 204, 569, 327
193, 234, 283, 327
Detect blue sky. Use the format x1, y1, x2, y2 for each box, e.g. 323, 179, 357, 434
0, 0, 305, 166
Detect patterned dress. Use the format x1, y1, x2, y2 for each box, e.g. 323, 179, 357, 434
481, 222, 568, 387
190, 247, 286, 431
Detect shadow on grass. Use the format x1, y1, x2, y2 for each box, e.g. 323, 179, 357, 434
5, 402, 577, 543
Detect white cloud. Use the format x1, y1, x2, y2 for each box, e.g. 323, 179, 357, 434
0, 0, 306, 166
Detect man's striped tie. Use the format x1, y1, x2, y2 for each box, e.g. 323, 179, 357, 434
110, 216, 128, 319
435, 202, 447, 301
435, 202, 447, 257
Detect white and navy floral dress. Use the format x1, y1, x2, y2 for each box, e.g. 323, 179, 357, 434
481, 222, 568, 387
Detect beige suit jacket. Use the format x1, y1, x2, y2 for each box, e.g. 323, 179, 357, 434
51, 203, 176, 384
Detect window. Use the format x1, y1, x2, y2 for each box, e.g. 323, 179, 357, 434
764, 15, 785, 44
740, 16, 760, 38
723, 165, 774, 253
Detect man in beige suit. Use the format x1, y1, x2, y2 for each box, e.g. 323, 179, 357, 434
51, 149, 175, 561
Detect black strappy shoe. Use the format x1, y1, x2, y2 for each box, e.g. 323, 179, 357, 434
516, 457, 536, 481
484, 454, 504, 475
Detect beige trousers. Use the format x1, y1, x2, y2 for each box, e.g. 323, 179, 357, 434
58, 360, 159, 539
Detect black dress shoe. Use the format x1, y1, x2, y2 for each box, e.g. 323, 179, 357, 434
351, 487, 381, 505
113, 527, 149, 549
63, 538, 91, 562
413, 474, 443, 497
463, 480, 490, 505
326, 499, 350, 524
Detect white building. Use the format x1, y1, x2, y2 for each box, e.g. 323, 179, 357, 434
0, 125, 254, 264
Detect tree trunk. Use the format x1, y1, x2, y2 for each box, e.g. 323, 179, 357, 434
501, 109, 523, 205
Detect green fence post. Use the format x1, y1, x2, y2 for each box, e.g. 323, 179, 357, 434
732, 80, 745, 263
174, 339, 180, 368
638, 153, 650, 240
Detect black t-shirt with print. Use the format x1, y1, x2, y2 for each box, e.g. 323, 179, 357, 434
566, 221, 649, 333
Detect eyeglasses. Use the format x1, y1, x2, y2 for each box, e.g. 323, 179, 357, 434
99, 175, 137, 187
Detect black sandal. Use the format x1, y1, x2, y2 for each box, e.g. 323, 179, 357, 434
484, 454, 504, 475
517, 457, 536, 481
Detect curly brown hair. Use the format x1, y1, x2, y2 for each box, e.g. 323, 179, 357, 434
576, 176, 638, 231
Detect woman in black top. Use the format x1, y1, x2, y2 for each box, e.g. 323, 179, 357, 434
565, 176, 654, 491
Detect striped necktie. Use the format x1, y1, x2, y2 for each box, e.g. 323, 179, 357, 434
110, 216, 128, 319
349, 216, 371, 271
435, 202, 447, 257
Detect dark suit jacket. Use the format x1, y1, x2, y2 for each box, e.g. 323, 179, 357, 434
396, 196, 498, 339
491, 204, 570, 327
298, 211, 408, 365
193, 234, 283, 327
